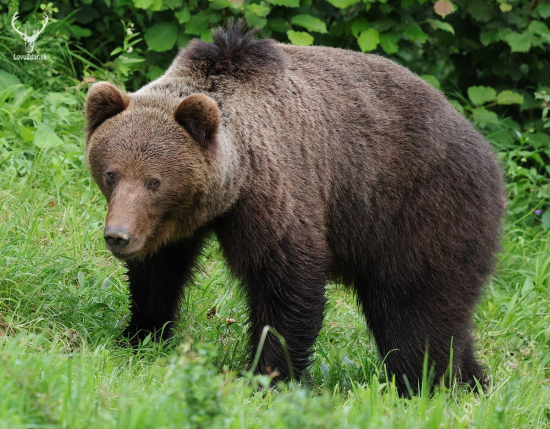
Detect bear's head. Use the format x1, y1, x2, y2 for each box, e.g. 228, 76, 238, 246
85, 82, 221, 260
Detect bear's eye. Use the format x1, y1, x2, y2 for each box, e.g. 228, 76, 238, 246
105, 172, 117, 186
147, 179, 160, 189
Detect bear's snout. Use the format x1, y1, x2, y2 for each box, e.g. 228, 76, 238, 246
104, 225, 132, 254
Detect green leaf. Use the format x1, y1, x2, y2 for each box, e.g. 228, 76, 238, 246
147, 65, 164, 81
527, 20, 549, 36
145, 22, 178, 52
45, 92, 78, 106
497, 90, 524, 105
269, 18, 291, 33
499, 3, 512, 12
211, 0, 241, 7
472, 107, 499, 127
175, 7, 191, 24
200, 32, 212, 42
379, 33, 399, 54
370, 20, 395, 33
427, 19, 455, 35
244, 10, 267, 29
508, 12, 528, 29
420, 75, 441, 90
404, 25, 428, 43
270, 0, 300, 7
34, 123, 64, 150
503, 32, 531, 52
287, 30, 314, 46
466, 1, 494, 22
480, 29, 499, 46
351, 19, 369, 38
325, 0, 361, 9
245, 4, 271, 17
529, 132, 550, 149
357, 29, 380, 52
449, 100, 464, 115
20, 125, 34, 143
468, 86, 497, 105
132, 0, 151, 7
184, 15, 209, 36
0, 70, 22, 91
536, 3, 550, 19
290, 14, 328, 34
133, 0, 162, 10
177, 31, 191, 48
520, 276, 534, 296
69, 25, 92, 38
163, 0, 183, 9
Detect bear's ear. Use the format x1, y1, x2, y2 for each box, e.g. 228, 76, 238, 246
86, 82, 129, 134
174, 94, 220, 148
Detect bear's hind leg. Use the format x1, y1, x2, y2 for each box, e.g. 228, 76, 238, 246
356, 277, 482, 396
123, 234, 205, 344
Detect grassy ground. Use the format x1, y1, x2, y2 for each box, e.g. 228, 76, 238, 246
1, 62, 550, 428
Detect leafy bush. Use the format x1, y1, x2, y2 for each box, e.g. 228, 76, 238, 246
1, 0, 549, 225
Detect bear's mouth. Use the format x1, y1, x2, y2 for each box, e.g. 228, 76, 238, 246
111, 250, 139, 260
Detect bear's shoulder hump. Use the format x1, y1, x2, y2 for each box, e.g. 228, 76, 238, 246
173, 19, 285, 81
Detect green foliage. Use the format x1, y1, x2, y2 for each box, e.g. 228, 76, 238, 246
145, 21, 179, 52
2, 1, 547, 219
468, 86, 498, 106
357, 28, 380, 52
290, 14, 327, 34
287, 30, 314, 46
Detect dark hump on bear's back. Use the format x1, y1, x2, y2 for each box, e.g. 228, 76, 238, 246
173, 20, 285, 81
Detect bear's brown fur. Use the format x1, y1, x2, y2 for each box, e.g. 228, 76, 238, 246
86, 21, 504, 396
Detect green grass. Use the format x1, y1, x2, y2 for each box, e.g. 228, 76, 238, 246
1, 48, 550, 428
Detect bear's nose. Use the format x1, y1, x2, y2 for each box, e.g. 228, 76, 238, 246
104, 226, 132, 250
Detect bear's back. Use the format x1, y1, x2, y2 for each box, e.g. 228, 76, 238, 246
151, 26, 503, 254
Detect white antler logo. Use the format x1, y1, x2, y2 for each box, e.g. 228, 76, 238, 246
12, 12, 49, 54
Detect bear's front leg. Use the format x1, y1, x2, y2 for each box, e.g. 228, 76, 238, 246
122, 235, 205, 345
242, 233, 328, 383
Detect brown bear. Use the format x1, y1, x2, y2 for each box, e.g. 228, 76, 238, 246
85, 21, 504, 396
